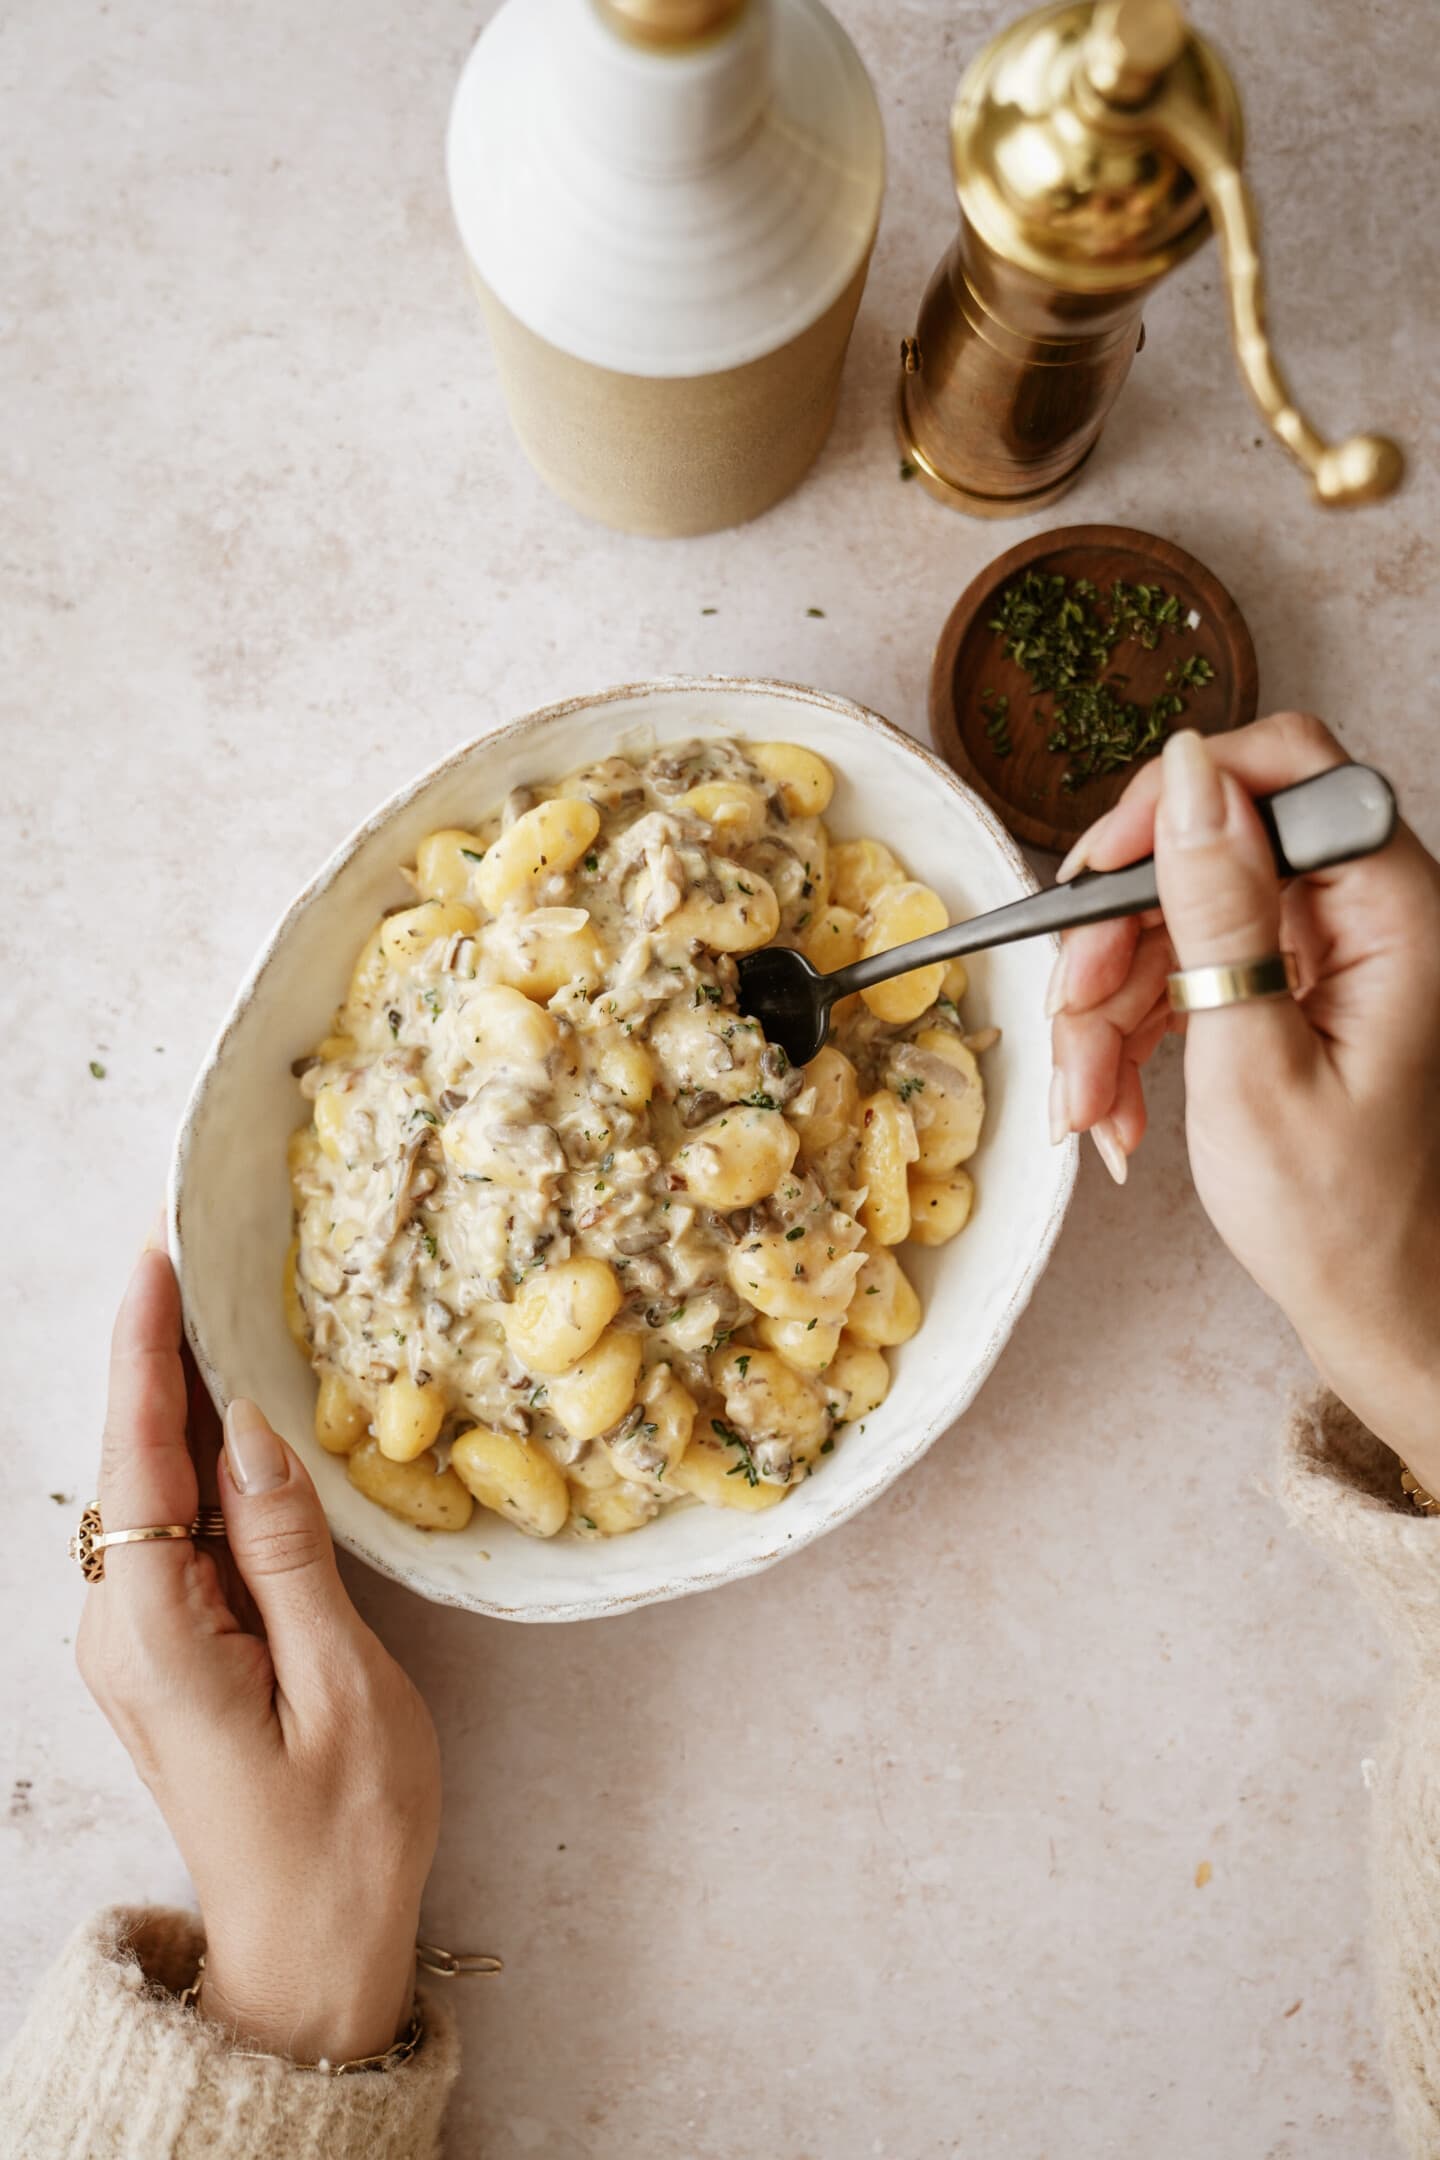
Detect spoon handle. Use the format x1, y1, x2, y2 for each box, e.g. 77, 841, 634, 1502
829, 763, 1397, 997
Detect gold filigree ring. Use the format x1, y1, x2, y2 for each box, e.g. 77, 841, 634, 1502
1166, 951, 1300, 1014
69, 1502, 227, 1584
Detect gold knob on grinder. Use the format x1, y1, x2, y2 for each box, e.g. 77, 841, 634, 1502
897, 0, 1404, 515
1083, 0, 1185, 105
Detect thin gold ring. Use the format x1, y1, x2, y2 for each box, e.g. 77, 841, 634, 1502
69, 1502, 228, 1584
1166, 951, 1299, 1014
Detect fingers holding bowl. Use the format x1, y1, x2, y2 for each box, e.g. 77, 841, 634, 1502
92, 1249, 200, 1604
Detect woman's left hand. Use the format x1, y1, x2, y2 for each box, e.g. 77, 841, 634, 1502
76, 1241, 441, 2064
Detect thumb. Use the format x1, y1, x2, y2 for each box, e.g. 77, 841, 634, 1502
221, 1400, 356, 1680
1155, 730, 1314, 1069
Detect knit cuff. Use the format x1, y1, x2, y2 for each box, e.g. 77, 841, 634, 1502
0, 1907, 457, 2160
1279, 1393, 1440, 1670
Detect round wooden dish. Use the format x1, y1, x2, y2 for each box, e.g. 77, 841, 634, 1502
929, 525, 1258, 854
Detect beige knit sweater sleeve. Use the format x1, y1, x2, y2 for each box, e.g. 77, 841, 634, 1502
0, 1905, 458, 2160
1280, 1393, 1440, 2160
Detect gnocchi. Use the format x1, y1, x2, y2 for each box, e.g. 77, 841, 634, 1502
475, 796, 601, 911
286, 734, 993, 1546
348, 1439, 475, 1532
860, 882, 948, 1025
451, 1426, 569, 1538
672, 1105, 799, 1211
505, 1257, 622, 1376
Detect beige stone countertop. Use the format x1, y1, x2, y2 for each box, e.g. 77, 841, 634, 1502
3, 0, 1435, 2153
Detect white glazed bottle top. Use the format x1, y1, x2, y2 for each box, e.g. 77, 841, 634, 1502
447, 0, 885, 379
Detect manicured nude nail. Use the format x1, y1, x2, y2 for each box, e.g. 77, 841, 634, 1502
1044, 949, 1069, 1018
1091, 1118, 1129, 1186
1048, 1068, 1070, 1146
1056, 810, 1112, 884
224, 1400, 288, 1496
1161, 730, 1225, 843
142, 1207, 167, 1256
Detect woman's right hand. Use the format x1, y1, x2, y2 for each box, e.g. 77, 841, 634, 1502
1048, 713, 1440, 1484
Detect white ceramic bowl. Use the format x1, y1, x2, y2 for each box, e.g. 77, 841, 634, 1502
171, 679, 1076, 1622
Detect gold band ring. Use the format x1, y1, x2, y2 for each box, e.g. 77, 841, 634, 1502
1166, 951, 1299, 1014
69, 1502, 228, 1584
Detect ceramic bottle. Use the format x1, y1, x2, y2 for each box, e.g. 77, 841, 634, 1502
448, 0, 885, 537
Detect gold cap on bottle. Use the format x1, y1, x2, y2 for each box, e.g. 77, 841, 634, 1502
597, 0, 746, 46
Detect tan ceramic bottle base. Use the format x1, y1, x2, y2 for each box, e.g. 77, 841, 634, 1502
476, 257, 871, 538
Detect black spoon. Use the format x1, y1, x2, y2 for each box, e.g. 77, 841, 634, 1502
736, 763, 1398, 1067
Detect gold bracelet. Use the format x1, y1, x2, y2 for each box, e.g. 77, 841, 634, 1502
178, 1956, 423, 2075
1400, 1465, 1440, 1513
177, 1937, 502, 2075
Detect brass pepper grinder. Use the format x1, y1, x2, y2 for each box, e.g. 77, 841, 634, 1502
896, 0, 1405, 516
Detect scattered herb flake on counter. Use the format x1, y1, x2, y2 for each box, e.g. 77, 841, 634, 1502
806, 606, 826, 618
701, 605, 718, 615
899, 459, 917, 481
88, 1060, 106, 1079
984, 568, 1215, 789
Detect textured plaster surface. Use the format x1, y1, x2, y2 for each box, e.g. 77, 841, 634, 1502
2, 0, 1435, 2153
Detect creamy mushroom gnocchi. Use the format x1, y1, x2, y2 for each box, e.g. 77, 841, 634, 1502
284, 737, 992, 1544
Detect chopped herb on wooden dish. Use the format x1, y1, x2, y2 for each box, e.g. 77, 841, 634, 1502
981, 569, 1215, 790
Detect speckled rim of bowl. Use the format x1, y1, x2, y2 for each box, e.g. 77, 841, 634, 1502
170, 676, 1079, 1621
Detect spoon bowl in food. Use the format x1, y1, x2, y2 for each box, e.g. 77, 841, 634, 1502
171, 677, 1077, 1622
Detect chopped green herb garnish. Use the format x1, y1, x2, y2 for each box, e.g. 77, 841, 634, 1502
712, 1418, 759, 1486
740, 1091, 777, 1111
985, 568, 1211, 789
785, 1226, 805, 1242
420, 1230, 437, 1259
409, 1106, 438, 1126
735, 1354, 750, 1376
584, 853, 599, 872
459, 847, 485, 862
387, 1009, 401, 1038
896, 1076, 926, 1102
820, 1436, 835, 1454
